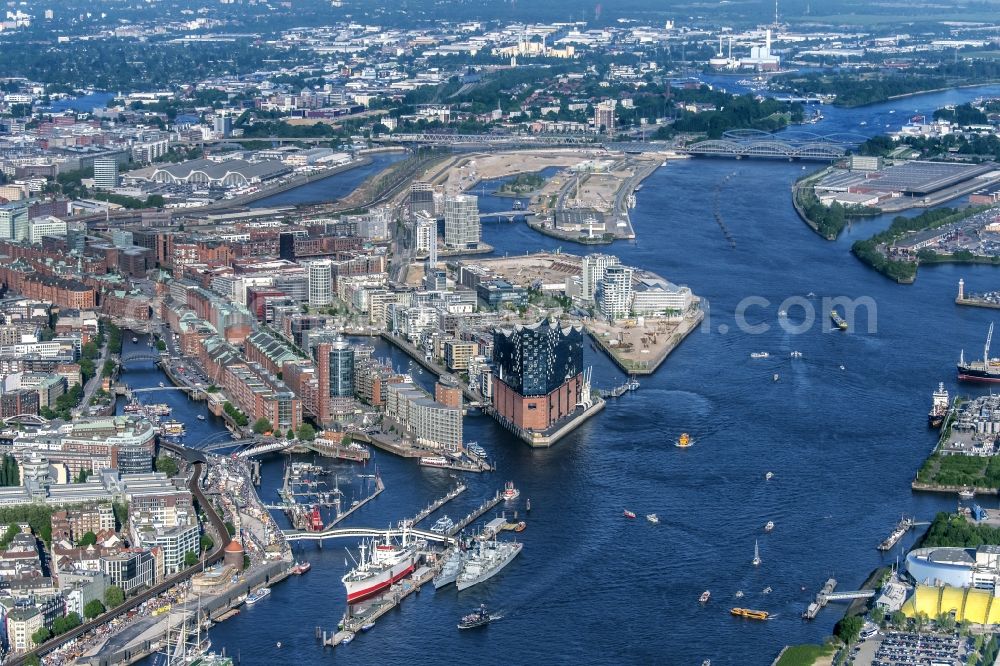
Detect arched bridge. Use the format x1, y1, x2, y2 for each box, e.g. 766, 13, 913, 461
684, 129, 866, 161
282, 526, 456, 545
237, 440, 288, 458
3, 414, 48, 426
130, 386, 199, 394
120, 351, 167, 364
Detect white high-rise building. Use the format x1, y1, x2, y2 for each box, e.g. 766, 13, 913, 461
597, 264, 634, 320
307, 259, 333, 306
443, 194, 480, 249
581, 253, 620, 301
93, 158, 118, 190
414, 211, 435, 256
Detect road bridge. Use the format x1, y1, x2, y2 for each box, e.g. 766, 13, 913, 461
120, 351, 167, 364
130, 386, 199, 394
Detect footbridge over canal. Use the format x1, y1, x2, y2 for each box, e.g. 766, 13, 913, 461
283, 526, 456, 545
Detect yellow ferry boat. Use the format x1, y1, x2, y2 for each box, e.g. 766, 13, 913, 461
730, 608, 769, 620
675, 433, 692, 448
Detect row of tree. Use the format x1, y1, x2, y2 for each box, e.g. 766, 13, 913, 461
0, 454, 20, 487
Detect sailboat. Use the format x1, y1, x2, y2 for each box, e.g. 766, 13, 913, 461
752, 539, 761, 566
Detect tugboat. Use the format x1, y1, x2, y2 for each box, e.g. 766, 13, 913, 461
830, 309, 849, 331
928, 382, 949, 427
675, 433, 693, 448
458, 604, 501, 630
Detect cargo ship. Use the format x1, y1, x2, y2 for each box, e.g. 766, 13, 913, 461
730, 608, 769, 620
958, 323, 1000, 382
876, 516, 913, 551
830, 310, 848, 331
342, 530, 417, 603
928, 383, 949, 427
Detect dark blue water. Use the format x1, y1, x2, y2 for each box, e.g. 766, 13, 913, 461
115, 336, 231, 448
133, 85, 1000, 664
247, 153, 406, 208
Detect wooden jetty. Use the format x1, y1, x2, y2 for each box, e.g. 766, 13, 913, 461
409, 484, 466, 526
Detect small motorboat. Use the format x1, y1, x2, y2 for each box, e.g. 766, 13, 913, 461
735, 590, 744, 599
699, 590, 711, 603
959, 488, 975, 500
762, 586, 772, 595
341, 632, 355, 645
765, 472, 774, 481
513, 521, 526, 532
752, 540, 761, 567
790, 351, 803, 358
132, 337, 138, 343
675, 433, 693, 448
750, 352, 769, 359
360, 622, 375, 632
623, 510, 636, 519
197, 414, 206, 421
839, 365, 845, 371
773, 373, 780, 382
764, 521, 774, 532
646, 513, 659, 524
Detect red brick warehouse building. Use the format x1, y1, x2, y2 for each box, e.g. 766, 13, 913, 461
491, 319, 585, 433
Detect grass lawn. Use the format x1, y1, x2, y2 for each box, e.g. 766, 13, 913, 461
776, 643, 837, 666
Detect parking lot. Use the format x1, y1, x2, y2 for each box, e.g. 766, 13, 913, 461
867, 631, 966, 666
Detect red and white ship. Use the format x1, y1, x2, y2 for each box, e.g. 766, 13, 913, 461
342, 530, 417, 604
